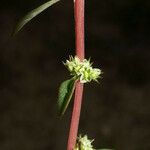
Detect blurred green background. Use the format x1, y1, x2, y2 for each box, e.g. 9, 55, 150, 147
0, 0, 150, 150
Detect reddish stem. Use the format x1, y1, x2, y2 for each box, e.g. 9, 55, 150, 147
67, 0, 85, 150
74, 0, 85, 60
67, 82, 84, 150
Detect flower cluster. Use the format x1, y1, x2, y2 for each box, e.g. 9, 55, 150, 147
74, 135, 94, 150
64, 56, 101, 83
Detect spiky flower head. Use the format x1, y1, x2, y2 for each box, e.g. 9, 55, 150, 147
74, 135, 94, 150
64, 56, 101, 83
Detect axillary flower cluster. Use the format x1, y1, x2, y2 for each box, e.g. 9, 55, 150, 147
74, 135, 94, 150
64, 56, 101, 83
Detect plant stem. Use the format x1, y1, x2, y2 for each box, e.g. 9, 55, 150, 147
74, 0, 85, 60
67, 82, 83, 150
67, 0, 85, 150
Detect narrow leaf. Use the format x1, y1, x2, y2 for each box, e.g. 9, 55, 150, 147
13, 0, 60, 35
58, 78, 76, 116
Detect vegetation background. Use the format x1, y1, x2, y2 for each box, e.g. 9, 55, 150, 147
0, 0, 150, 150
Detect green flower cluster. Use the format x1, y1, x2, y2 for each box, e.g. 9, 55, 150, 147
74, 135, 94, 150
64, 56, 101, 83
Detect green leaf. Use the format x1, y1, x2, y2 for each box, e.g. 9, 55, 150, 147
13, 0, 60, 35
58, 78, 76, 116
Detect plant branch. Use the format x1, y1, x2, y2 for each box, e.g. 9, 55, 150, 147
67, 0, 85, 150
